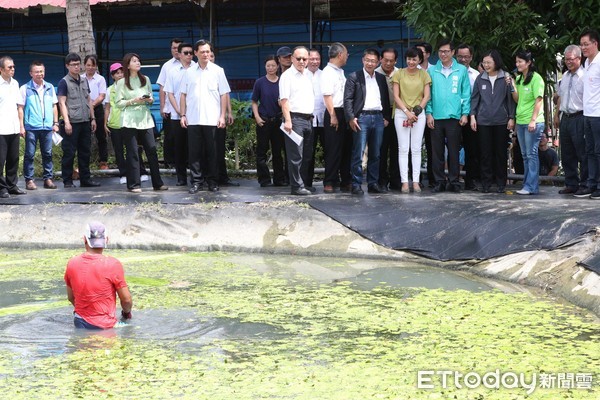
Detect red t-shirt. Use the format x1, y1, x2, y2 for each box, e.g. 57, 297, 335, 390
64, 253, 128, 329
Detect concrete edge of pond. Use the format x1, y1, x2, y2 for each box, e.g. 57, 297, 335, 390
1, 203, 599, 317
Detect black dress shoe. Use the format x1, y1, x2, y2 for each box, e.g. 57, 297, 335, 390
497, 186, 505, 193
208, 185, 220, 192
351, 186, 364, 195
260, 182, 273, 187
305, 186, 317, 193
367, 183, 385, 194
176, 181, 187, 186
291, 188, 311, 195
189, 184, 201, 194
273, 181, 288, 187
432, 183, 446, 193
80, 180, 101, 187
558, 187, 577, 194
8, 187, 26, 195
481, 186, 490, 193
64, 182, 75, 188
220, 179, 240, 187
447, 182, 462, 193
0, 191, 9, 198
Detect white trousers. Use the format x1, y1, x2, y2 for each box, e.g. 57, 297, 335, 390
394, 111, 426, 183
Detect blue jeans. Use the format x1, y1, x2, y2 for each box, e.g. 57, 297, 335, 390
516, 123, 544, 194
74, 316, 103, 330
584, 116, 600, 190
23, 130, 53, 180
351, 112, 384, 186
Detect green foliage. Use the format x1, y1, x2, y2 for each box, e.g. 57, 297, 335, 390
399, 0, 600, 79
227, 99, 257, 171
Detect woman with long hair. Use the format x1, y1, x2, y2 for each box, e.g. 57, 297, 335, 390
505, 50, 545, 195
251, 54, 286, 187
470, 50, 515, 193
115, 53, 167, 193
392, 47, 431, 193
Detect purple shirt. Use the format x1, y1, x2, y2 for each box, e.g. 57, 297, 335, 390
251, 76, 280, 118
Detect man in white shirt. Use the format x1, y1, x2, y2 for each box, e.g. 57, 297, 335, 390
0, 56, 24, 198
343, 48, 391, 195
456, 43, 481, 191
180, 39, 230, 193
280, 46, 315, 195
156, 37, 183, 168
164, 42, 196, 187
321, 42, 351, 193
554, 45, 586, 196
306, 48, 325, 191
375, 47, 401, 191
580, 29, 600, 199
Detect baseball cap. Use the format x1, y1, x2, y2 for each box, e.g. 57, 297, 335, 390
276, 46, 292, 57
109, 62, 123, 74
84, 221, 107, 248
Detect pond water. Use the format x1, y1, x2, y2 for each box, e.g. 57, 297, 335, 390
0, 249, 598, 399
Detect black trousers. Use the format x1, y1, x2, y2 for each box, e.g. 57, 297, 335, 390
478, 124, 510, 188
162, 113, 175, 165
322, 108, 352, 187
93, 105, 108, 162
171, 119, 189, 184
122, 128, 164, 190
423, 125, 435, 185
432, 119, 461, 183
188, 125, 218, 187
109, 127, 126, 176
0, 133, 20, 193
256, 117, 286, 185
61, 121, 92, 184
462, 124, 480, 185
379, 117, 401, 188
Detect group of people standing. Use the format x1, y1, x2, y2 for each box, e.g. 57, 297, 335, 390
1, 30, 598, 198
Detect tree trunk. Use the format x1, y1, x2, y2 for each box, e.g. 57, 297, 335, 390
65, 0, 96, 56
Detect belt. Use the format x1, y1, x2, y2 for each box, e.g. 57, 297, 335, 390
290, 112, 313, 120
260, 115, 281, 122
563, 111, 583, 118
361, 110, 382, 115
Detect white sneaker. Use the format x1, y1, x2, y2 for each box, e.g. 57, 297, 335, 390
141, 175, 149, 182
119, 176, 127, 184
516, 189, 531, 195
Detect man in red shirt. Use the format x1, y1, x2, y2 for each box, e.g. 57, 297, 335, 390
64, 221, 133, 329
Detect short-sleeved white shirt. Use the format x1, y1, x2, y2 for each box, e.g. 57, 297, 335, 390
583, 55, 600, 117
279, 65, 314, 114
180, 61, 230, 126
309, 68, 325, 126
164, 61, 197, 120
321, 62, 346, 108
157, 57, 182, 113
82, 72, 107, 102
0, 77, 20, 135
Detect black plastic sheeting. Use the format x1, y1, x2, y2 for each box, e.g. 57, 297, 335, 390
580, 255, 600, 275
309, 193, 598, 262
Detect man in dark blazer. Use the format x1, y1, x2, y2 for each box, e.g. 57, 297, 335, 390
343, 48, 391, 195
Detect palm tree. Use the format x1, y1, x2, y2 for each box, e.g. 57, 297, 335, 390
65, 0, 96, 56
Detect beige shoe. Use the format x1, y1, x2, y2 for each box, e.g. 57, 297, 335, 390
401, 184, 409, 194
413, 183, 421, 193
128, 188, 142, 193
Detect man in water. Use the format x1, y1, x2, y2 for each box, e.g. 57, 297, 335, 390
64, 221, 133, 329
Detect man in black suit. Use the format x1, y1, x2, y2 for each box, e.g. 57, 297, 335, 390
343, 48, 391, 195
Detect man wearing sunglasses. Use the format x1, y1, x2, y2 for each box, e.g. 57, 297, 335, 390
279, 46, 315, 195
0, 56, 24, 198
164, 42, 196, 187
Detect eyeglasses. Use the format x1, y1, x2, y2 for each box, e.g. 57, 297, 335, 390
295, 57, 307, 62
4, 65, 15, 69
363, 59, 378, 64
438, 49, 452, 54
580, 41, 596, 48
68, 63, 80, 67
564, 57, 580, 62
181, 51, 194, 56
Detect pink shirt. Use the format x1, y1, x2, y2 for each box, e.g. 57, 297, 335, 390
64, 253, 127, 329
